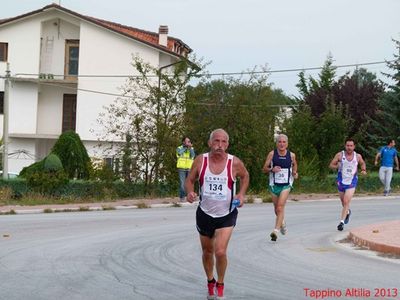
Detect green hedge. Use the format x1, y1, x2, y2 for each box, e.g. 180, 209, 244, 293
0, 172, 398, 201
0, 178, 176, 200
293, 172, 400, 194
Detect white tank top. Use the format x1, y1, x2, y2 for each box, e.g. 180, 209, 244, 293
339, 150, 358, 185
199, 153, 236, 217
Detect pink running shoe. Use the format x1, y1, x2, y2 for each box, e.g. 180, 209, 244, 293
207, 279, 216, 300
216, 282, 224, 299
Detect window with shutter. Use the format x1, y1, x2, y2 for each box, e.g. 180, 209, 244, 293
64, 40, 79, 80
0, 43, 8, 62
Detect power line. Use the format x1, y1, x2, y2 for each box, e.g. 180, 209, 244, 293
7, 59, 394, 79
205, 60, 393, 77
0, 59, 394, 99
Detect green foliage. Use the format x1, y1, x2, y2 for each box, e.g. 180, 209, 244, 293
97, 55, 205, 186
314, 102, 350, 176
1, 172, 399, 204
90, 164, 116, 184
285, 102, 349, 178
185, 72, 291, 191
19, 160, 45, 177
44, 153, 63, 172
285, 105, 319, 177
121, 133, 133, 182
364, 39, 400, 158
364, 88, 400, 158
333, 68, 384, 141
292, 53, 387, 177
19, 153, 68, 195
24, 170, 69, 195
296, 54, 337, 118
51, 131, 91, 179
0, 178, 29, 199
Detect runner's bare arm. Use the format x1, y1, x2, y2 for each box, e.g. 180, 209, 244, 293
374, 152, 381, 166
329, 152, 341, 170
233, 157, 249, 206
262, 151, 274, 173
185, 156, 202, 203
291, 152, 299, 179
357, 154, 367, 175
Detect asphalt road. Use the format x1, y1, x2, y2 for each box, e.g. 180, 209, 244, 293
0, 198, 399, 300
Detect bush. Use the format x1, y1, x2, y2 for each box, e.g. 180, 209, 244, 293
44, 154, 63, 172
25, 170, 69, 196
0, 178, 29, 198
51, 131, 91, 179
19, 160, 45, 177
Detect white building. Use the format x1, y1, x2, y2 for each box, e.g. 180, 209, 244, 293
0, 4, 191, 174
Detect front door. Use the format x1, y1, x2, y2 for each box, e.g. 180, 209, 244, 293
62, 94, 77, 132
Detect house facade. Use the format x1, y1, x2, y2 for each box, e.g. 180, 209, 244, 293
0, 4, 191, 174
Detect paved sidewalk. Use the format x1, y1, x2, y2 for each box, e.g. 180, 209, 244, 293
0, 197, 195, 214
349, 220, 400, 256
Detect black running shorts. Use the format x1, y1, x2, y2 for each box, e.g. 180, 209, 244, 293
196, 206, 238, 238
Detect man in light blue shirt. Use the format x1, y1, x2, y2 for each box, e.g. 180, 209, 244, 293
374, 139, 399, 196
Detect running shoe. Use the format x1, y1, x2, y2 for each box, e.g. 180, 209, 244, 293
344, 209, 351, 224
270, 230, 278, 241
337, 221, 344, 231
280, 222, 287, 235
216, 282, 224, 300
207, 278, 216, 300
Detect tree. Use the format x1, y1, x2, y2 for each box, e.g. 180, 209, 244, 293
51, 131, 91, 179
371, 91, 400, 142
185, 70, 291, 190
284, 105, 319, 177
365, 39, 400, 155
97, 55, 204, 186
314, 101, 350, 176
291, 54, 351, 177
296, 53, 337, 118
284, 101, 350, 178
332, 68, 384, 138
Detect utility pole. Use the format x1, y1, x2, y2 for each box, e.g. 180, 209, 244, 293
2, 63, 10, 179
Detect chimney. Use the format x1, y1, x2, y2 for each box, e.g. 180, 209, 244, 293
158, 25, 168, 47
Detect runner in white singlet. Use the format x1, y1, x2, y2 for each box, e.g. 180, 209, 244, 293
329, 138, 367, 231
185, 129, 249, 300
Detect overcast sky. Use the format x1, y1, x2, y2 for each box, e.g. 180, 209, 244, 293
2, 0, 400, 96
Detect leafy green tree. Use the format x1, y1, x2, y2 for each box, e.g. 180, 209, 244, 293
315, 101, 351, 176
51, 131, 91, 179
296, 54, 337, 118
291, 55, 352, 177
332, 68, 384, 139
284, 105, 319, 177
285, 101, 350, 178
365, 39, 400, 156
98, 55, 204, 187
185, 71, 291, 191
